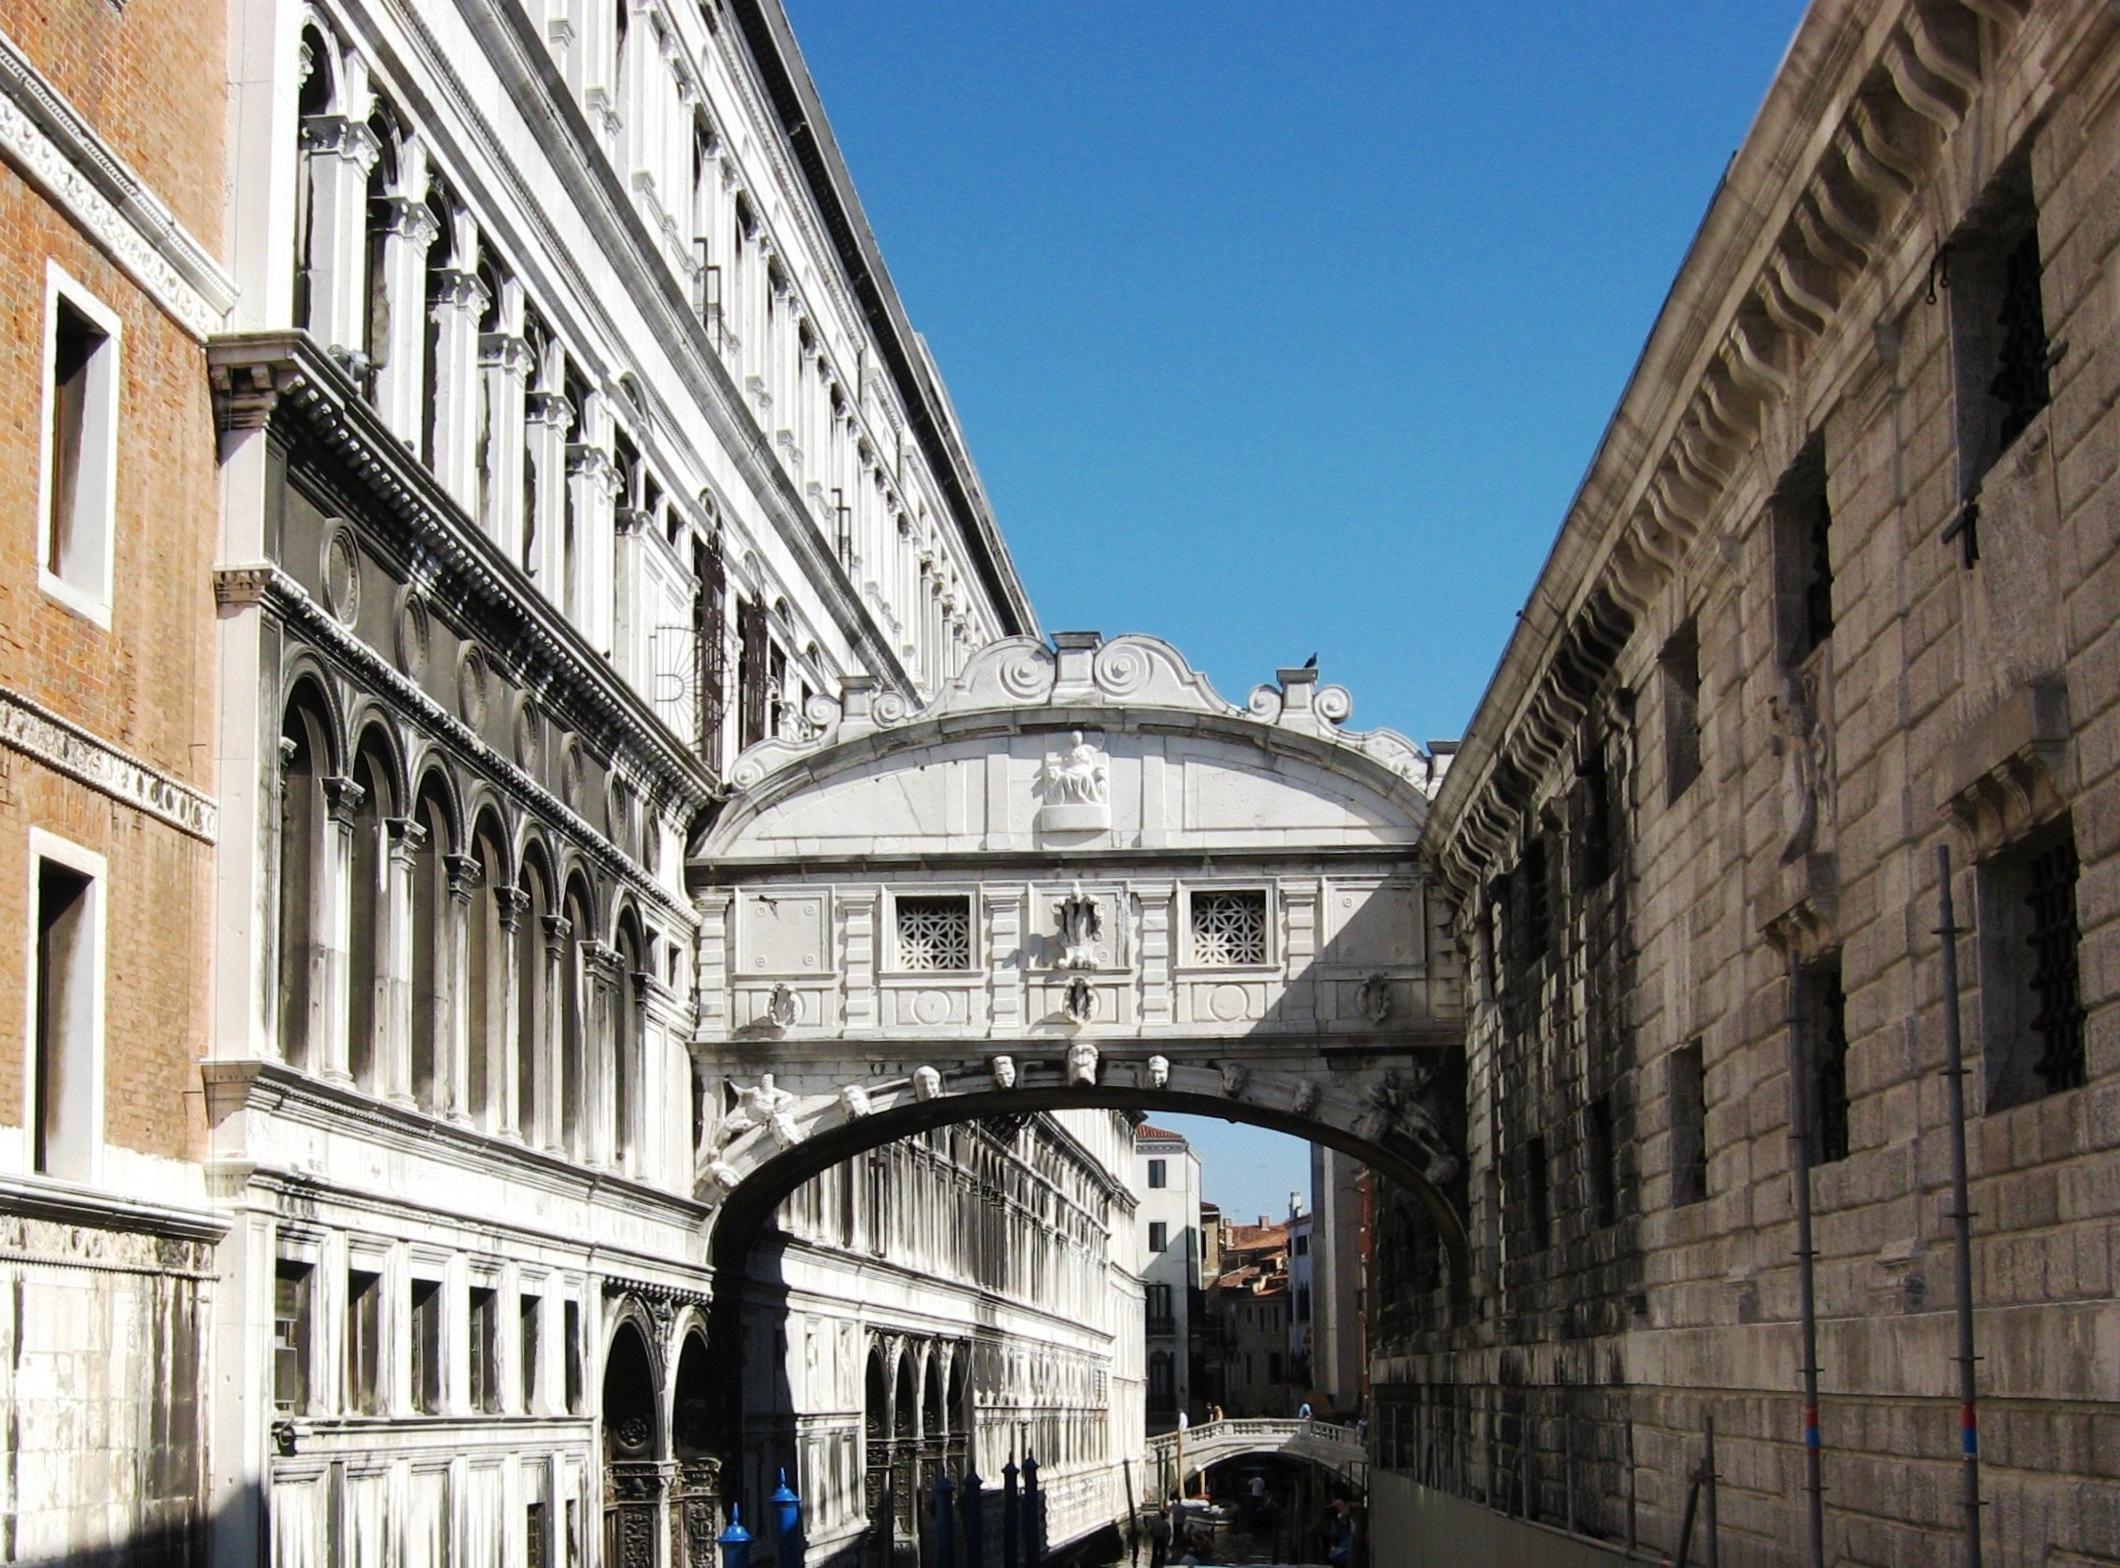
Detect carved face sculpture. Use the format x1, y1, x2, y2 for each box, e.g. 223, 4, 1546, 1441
1146, 1055, 1170, 1089
1290, 1078, 1322, 1117
991, 1055, 1017, 1090
913, 1065, 943, 1101
839, 1084, 871, 1119
1066, 1039, 1099, 1086
1220, 1061, 1249, 1097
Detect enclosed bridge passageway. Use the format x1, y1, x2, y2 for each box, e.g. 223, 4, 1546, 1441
685, 632, 1467, 1559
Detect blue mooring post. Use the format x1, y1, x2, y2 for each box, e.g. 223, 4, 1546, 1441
935, 1470, 957, 1568
771, 1468, 802, 1568
1002, 1457, 1019, 1568
961, 1472, 985, 1568
1022, 1454, 1042, 1568
720, 1504, 754, 1568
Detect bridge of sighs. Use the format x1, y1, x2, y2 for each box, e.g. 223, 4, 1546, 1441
686, 631, 1470, 1263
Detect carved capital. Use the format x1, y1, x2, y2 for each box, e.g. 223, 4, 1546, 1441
322, 775, 367, 825
526, 389, 574, 429
429, 266, 488, 314
480, 333, 536, 378
542, 912, 574, 956
298, 114, 381, 170
494, 885, 530, 931
444, 853, 484, 900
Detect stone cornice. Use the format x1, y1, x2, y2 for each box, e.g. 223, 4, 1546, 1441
1423, 0, 2063, 896
0, 685, 217, 842
0, 25, 237, 338
0, 1172, 228, 1248
379, 0, 927, 696
202, 1059, 712, 1233
215, 552, 695, 934
209, 332, 715, 832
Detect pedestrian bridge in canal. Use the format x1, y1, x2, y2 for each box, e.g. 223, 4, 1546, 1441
1146, 1420, 1370, 1495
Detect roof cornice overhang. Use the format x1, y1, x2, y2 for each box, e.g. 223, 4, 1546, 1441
725, 0, 1039, 640
1420, 0, 2095, 896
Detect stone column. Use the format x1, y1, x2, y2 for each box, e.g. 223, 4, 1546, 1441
296, 111, 380, 367
542, 913, 573, 1156
427, 262, 488, 511
525, 389, 573, 589
495, 886, 528, 1141
480, 329, 533, 556
613, 506, 649, 686
566, 441, 619, 646
317, 776, 365, 1084
368, 167, 440, 443
381, 816, 425, 1108
444, 853, 482, 1123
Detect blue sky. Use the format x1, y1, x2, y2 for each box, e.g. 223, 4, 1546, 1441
784, 1, 1806, 1221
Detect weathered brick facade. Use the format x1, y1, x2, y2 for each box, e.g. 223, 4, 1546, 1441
0, 0, 231, 1559
1390, 3, 2120, 1565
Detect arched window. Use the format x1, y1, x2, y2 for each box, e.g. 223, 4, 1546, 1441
291, 26, 336, 332
517, 854, 551, 1141
561, 877, 593, 1159
409, 778, 452, 1113
466, 815, 507, 1131
522, 309, 551, 574
361, 102, 404, 399
613, 914, 642, 1170
346, 734, 393, 1093
475, 255, 505, 538
276, 687, 334, 1071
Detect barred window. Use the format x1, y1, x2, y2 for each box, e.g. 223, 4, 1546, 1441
1191, 890, 1268, 966
1979, 817, 2086, 1110
1800, 954, 1850, 1166
897, 895, 972, 972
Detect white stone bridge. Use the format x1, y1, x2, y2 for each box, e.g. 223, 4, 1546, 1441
1145, 1419, 1371, 1493
686, 632, 1470, 1273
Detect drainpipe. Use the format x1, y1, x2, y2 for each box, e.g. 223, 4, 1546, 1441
1783, 957, 1826, 1568
1934, 844, 1983, 1567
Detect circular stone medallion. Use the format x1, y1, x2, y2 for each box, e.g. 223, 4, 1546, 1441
322, 527, 361, 627
1209, 983, 1249, 1023
912, 990, 950, 1026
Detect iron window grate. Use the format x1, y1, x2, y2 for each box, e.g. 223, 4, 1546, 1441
897, 896, 972, 972
1192, 890, 1267, 966
2024, 832, 2086, 1093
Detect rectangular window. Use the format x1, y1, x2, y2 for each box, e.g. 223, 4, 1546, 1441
1979, 817, 2086, 1109
1191, 889, 1268, 966
520, 1292, 542, 1412
564, 1299, 584, 1414
1800, 955, 1851, 1166
1772, 440, 1834, 667
1670, 1041, 1708, 1206
1148, 1221, 1169, 1253
29, 844, 102, 1182
737, 598, 770, 751
274, 1261, 313, 1414
896, 895, 972, 972
1147, 1158, 1167, 1189
347, 1267, 383, 1414
1951, 157, 2051, 502
1294, 1234, 1308, 1256
469, 1285, 500, 1415
38, 268, 119, 622
1661, 620, 1702, 802
410, 1277, 443, 1414
1586, 1095, 1617, 1228
1296, 1285, 1311, 1323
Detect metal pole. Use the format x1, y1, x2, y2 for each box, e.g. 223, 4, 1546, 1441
1784, 956, 1828, 1568
1564, 1410, 1575, 1535
1121, 1459, 1137, 1565
936, 1472, 957, 1568
1002, 1457, 1019, 1568
1703, 1415, 1719, 1568
963, 1472, 985, 1568
1935, 843, 1985, 1568
1624, 1415, 1637, 1555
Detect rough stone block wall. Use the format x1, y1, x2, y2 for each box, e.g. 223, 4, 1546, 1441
1401, 5, 2120, 1565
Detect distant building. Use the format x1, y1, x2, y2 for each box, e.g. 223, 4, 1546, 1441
1214, 1214, 1298, 1416
1135, 1123, 1202, 1432
1288, 1201, 1314, 1393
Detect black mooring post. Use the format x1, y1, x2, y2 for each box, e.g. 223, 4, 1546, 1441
935, 1471, 957, 1568
1935, 843, 1985, 1568
962, 1472, 985, 1568
1001, 1457, 1019, 1568
1022, 1454, 1043, 1568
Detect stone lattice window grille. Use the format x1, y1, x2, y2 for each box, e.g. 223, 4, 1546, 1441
1191, 889, 1268, 967
897, 895, 972, 972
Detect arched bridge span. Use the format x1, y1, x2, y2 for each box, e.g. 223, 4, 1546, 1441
686, 631, 1470, 1265
1147, 1419, 1370, 1491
